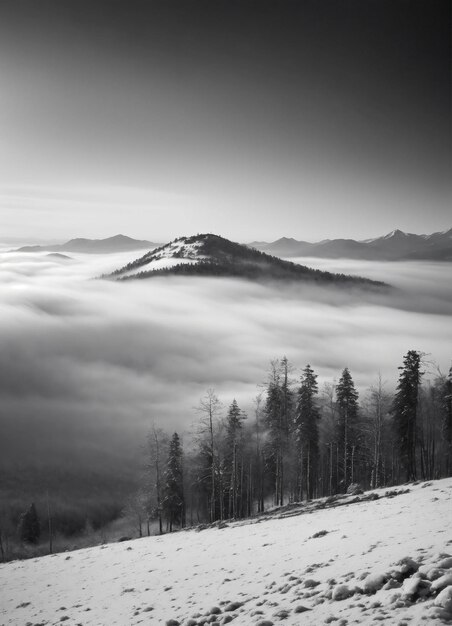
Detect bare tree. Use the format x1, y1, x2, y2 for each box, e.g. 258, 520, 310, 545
319, 381, 337, 494
147, 425, 168, 534
196, 389, 222, 522
253, 393, 265, 513
366, 373, 391, 488
123, 490, 149, 537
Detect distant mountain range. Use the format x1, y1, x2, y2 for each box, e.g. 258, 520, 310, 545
108, 233, 387, 289
250, 228, 452, 261
12, 228, 451, 260
14, 234, 156, 254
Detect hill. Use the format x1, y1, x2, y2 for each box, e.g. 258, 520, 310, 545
46, 252, 72, 260
251, 228, 452, 261
15, 234, 156, 254
109, 234, 387, 288
1, 478, 451, 625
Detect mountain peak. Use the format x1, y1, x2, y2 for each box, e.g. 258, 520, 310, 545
250, 227, 452, 261
383, 229, 407, 239
275, 236, 299, 243
108, 233, 387, 288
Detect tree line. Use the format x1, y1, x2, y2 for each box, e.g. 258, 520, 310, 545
6, 349, 451, 555
128, 350, 452, 534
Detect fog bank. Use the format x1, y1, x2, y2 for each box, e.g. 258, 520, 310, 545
0, 248, 451, 490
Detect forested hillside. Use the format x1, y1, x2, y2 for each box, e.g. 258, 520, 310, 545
2, 349, 450, 561
131, 350, 451, 534
109, 234, 387, 287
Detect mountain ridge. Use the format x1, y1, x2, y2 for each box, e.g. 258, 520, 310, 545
13, 234, 158, 254
250, 228, 452, 261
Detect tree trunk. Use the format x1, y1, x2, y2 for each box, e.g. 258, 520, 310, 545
47, 493, 53, 555
0, 531, 5, 562
344, 406, 348, 488
329, 444, 333, 496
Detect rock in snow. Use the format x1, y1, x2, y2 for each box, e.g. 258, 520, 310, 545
435, 586, 452, 612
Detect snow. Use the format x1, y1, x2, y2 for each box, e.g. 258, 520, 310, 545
435, 586, 452, 612
120, 238, 209, 277
383, 229, 408, 240
362, 573, 386, 594
1, 479, 451, 625
123, 257, 198, 277
432, 572, 452, 592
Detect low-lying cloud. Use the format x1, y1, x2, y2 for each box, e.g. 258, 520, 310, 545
1, 247, 451, 492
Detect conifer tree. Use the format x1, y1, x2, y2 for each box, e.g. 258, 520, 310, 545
252, 393, 265, 513
264, 363, 283, 505
264, 358, 294, 506
335, 368, 360, 489
163, 433, 185, 531
225, 399, 246, 518
391, 350, 423, 481
295, 365, 320, 500
19, 503, 40, 544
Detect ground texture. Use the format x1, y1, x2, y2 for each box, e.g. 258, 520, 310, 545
1, 478, 451, 625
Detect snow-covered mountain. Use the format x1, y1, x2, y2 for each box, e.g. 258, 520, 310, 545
111, 235, 209, 277
109, 233, 387, 288
14, 234, 157, 254
1, 478, 451, 625
251, 228, 452, 261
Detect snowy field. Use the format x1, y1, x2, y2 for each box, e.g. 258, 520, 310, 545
1, 479, 451, 626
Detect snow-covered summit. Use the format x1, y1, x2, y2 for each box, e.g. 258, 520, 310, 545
382, 228, 409, 240
114, 235, 209, 277
108, 234, 387, 288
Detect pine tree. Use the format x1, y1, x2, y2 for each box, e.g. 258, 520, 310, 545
335, 368, 360, 490
19, 503, 40, 544
264, 358, 294, 506
264, 363, 283, 505
225, 399, 247, 518
253, 393, 265, 513
295, 365, 320, 500
163, 433, 185, 531
391, 350, 423, 481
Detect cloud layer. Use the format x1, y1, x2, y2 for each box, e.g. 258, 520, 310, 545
1, 249, 451, 486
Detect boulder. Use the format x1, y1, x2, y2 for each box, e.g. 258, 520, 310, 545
332, 584, 354, 601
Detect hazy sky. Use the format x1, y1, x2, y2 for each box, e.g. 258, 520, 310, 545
0, 0, 450, 242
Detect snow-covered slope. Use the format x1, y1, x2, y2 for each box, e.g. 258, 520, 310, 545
116, 237, 208, 277
1, 479, 452, 625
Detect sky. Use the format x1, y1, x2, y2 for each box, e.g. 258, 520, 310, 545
0, 0, 450, 242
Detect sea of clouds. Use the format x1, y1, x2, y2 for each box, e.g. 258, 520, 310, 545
0, 246, 451, 480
